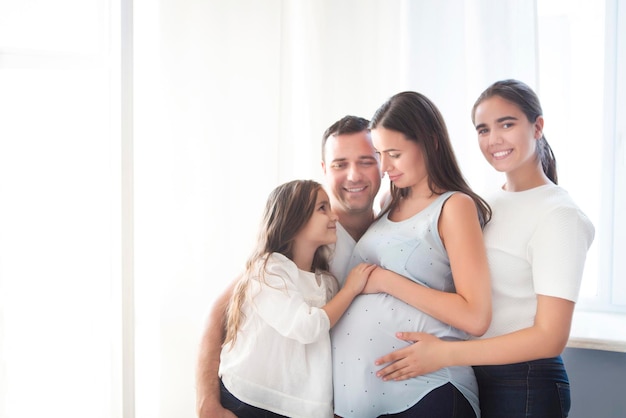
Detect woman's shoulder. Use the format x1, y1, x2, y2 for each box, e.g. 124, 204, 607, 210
531, 185, 591, 218
440, 191, 478, 215
493, 184, 595, 237
488, 184, 569, 206
541, 188, 595, 235
437, 192, 484, 236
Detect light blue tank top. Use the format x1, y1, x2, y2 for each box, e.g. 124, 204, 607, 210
331, 192, 480, 417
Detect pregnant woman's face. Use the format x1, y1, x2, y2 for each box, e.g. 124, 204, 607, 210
371, 127, 428, 191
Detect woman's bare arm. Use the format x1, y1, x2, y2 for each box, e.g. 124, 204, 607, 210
374, 295, 574, 381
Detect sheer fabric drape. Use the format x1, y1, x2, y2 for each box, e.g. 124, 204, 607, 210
132, 1, 538, 416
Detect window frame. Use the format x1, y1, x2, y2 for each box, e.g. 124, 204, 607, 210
575, 0, 626, 314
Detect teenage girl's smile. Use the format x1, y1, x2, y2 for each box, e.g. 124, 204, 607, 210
491, 149, 513, 160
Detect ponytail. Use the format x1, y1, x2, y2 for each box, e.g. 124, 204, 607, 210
537, 135, 558, 184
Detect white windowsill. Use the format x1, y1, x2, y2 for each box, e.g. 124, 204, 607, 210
567, 310, 626, 352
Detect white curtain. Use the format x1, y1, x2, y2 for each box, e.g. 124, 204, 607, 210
0, 1, 120, 417
132, 1, 538, 416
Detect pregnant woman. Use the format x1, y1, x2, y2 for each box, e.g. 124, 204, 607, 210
331, 91, 492, 418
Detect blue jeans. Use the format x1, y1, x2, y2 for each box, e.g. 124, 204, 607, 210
380, 382, 476, 418
220, 379, 287, 418
473, 356, 571, 418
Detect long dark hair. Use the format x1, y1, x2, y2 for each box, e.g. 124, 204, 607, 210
371, 91, 491, 226
471, 79, 558, 184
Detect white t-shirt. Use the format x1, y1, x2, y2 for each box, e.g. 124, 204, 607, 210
219, 253, 339, 418
480, 184, 595, 338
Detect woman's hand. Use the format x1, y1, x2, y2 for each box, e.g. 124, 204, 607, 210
374, 332, 447, 381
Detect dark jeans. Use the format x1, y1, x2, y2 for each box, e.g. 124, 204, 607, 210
380, 382, 476, 418
474, 356, 571, 418
220, 379, 287, 418
221, 379, 475, 418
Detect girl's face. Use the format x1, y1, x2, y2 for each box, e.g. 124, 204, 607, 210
371, 127, 428, 191
295, 189, 338, 249
474, 95, 544, 176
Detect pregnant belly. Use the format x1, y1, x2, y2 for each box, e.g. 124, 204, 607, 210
331, 293, 458, 416
331, 294, 475, 416
331, 293, 445, 363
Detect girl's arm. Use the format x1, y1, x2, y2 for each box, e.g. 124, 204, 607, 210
374, 294, 574, 381
363, 193, 492, 336
253, 256, 374, 343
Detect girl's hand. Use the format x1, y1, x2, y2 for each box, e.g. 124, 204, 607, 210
374, 332, 446, 381
343, 263, 377, 296
361, 266, 387, 294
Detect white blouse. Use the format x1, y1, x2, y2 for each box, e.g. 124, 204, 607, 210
219, 252, 339, 418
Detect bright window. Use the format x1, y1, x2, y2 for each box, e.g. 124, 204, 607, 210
0, 1, 123, 416
537, 0, 625, 314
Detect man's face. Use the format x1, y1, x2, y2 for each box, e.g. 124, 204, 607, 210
321, 131, 381, 216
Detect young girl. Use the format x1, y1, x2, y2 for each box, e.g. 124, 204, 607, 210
218, 179, 375, 418
372, 79, 595, 418
331, 91, 492, 418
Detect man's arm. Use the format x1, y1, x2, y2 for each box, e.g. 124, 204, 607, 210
195, 279, 237, 418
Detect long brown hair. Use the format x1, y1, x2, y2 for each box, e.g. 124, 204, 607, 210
371, 91, 492, 226
471, 79, 558, 184
223, 179, 331, 347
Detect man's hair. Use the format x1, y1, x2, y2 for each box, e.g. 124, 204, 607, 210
321, 115, 370, 161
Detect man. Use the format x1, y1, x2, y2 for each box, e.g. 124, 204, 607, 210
195, 115, 381, 418
319, 116, 382, 283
